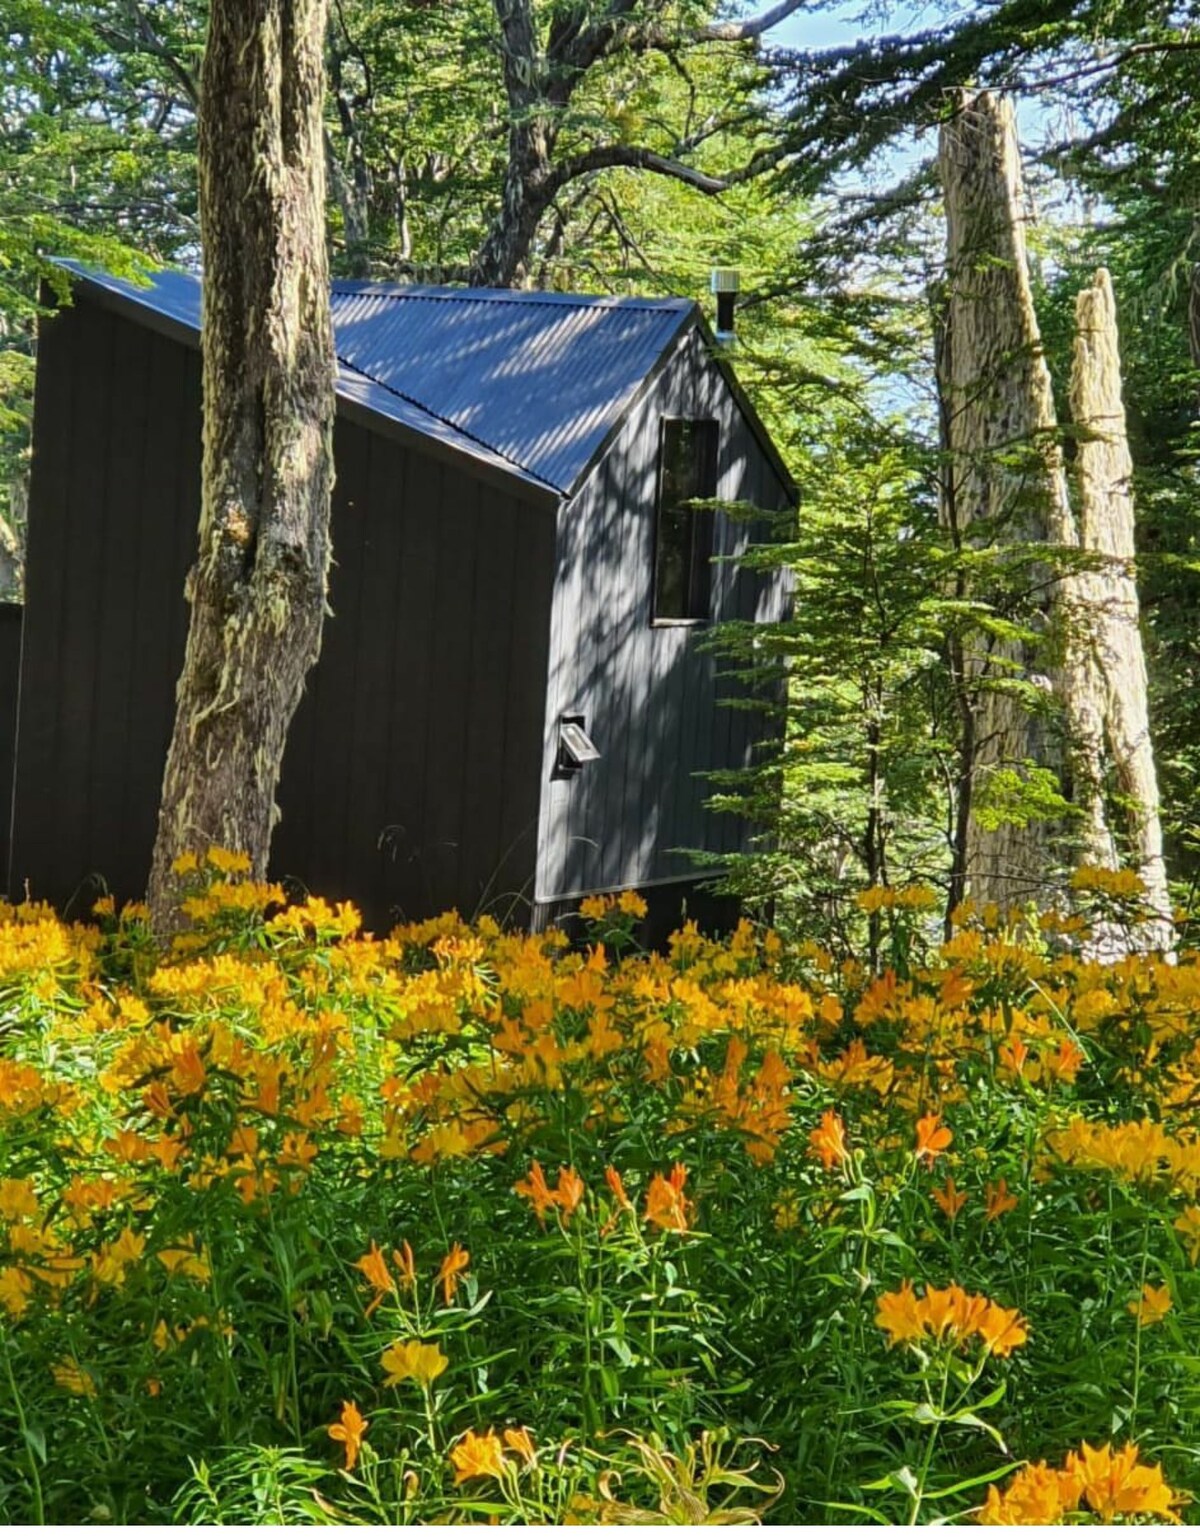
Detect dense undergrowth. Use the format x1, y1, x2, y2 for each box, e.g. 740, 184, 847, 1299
0, 854, 1197, 1523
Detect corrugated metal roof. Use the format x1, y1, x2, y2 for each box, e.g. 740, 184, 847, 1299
57, 263, 694, 499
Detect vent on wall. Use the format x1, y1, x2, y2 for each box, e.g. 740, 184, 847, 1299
556, 713, 601, 778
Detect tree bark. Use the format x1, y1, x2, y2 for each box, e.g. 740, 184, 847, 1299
938, 89, 1110, 910
147, 0, 336, 927
1070, 267, 1174, 946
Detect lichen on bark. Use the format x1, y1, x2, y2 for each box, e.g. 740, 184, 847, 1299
147, 0, 336, 929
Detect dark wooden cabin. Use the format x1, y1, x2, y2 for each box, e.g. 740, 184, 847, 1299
10, 264, 793, 933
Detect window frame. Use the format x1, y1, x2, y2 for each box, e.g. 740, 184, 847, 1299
650, 416, 720, 627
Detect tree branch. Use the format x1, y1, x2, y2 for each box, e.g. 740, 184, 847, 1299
697, 0, 806, 43
546, 143, 729, 199
104, 0, 199, 106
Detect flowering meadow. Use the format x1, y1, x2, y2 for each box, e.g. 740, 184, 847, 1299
0, 855, 1197, 1523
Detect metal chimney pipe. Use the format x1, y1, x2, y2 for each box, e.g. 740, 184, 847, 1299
710, 267, 740, 343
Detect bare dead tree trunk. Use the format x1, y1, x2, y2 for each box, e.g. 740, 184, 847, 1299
147, 0, 336, 928
938, 89, 1108, 909
1070, 267, 1174, 947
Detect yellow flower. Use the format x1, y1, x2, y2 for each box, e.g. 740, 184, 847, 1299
328, 1401, 369, 1471
380, 1338, 448, 1387
92, 1225, 146, 1288
170, 850, 200, 876
1129, 1282, 1172, 1327
52, 1357, 97, 1398
0, 1177, 38, 1221
617, 890, 648, 918
450, 1429, 508, 1485
156, 1236, 211, 1283
205, 846, 252, 874
0, 1266, 33, 1318
1175, 1206, 1200, 1264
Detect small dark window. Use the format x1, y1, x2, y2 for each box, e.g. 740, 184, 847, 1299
653, 418, 718, 622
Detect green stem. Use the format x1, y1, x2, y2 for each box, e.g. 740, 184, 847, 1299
1, 1329, 45, 1524
1130, 1210, 1152, 1434
421, 1381, 440, 1455
571, 1218, 598, 1435
907, 1357, 950, 1525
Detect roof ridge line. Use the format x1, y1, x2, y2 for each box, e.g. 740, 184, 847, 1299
335, 351, 565, 496
330, 282, 689, 312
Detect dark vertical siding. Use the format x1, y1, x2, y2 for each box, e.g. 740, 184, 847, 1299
275, 438, 552, 929
0, 605, 22, 889
11, 301, 196, 912
535, 324, 791, 904
16, 295, 555, 927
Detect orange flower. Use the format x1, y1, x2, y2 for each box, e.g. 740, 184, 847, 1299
393, 1239, 416, 1290
503, 1426, 537, 1467
914, 1111, 952, 1167
279, 1130, 319, 1169
979, 1461, 1080, 1525
977, 1300, 1028, 1357
1064, 1441, 1182, 1523
808, 1110, 850, 1172
355, 1239, 394, 1302
984, 1178, 1018, 1223
450, 1428, 508, 1485
604, 1165, 632, 1211
876, 1282, 1027, 1358
931, 1175, 967, 1219
380, 1338, 448, 1386
514, 1160, 556, 1221
1129, 1282, 1172, 1327
328, 1401, 369, 1471
644, 1163, 691, 1232
554, 1166, 586, 1217
436, 1242, 470, 1306
874, 1280, 924, 1346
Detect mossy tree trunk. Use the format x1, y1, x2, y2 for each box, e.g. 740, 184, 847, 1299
147, 0, 336, 929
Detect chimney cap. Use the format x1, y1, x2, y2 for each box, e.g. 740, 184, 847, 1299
710, 267, 741, 295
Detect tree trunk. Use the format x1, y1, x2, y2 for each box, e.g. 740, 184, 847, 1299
1070, 267, 1174, 946
938, 89, 1110, 909
147, 0, 336, 928
470, 0, 554, 288
470, 117, 555, 287
0, 471, 26, 600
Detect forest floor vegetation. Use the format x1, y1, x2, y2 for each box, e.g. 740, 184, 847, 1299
0, 853, 1196, 1523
